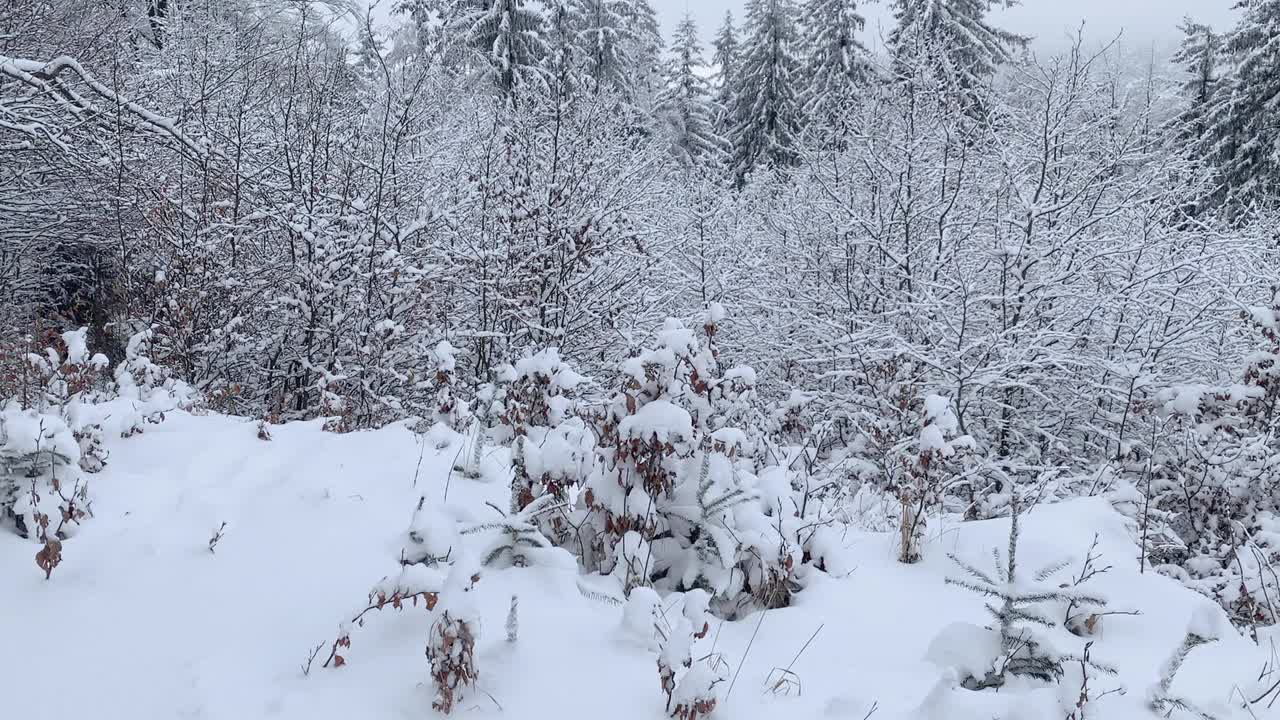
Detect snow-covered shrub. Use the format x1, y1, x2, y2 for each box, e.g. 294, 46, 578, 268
0, 410, 91, 549
115, 330, 165, 401
404, 498, 460, 567
579, 316, 810, 616
427, 607, 479, 714
621, 586, 663, 650
1125, 292, 1280, 633
429, 340, 465, 430
894, 394, 973, 563
657, 590, 726, 719
113, 328, 197, 435
2, 326, 192, 576
500, 348, 591, 526
462, 493, 566, 568
1, 328, 110, 552
326, 490, 493, 715
324, 562, 484, 716
938, 501, 1114, 690
457, 377, 501, 479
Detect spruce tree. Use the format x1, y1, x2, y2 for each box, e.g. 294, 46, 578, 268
543, 0, 588, 105
571, 0, 635, 98
449, 0, 549, 100
888, 0, 1027, 117
620, 0, 665, 108
729, 0, 804, 185
711, 11, 740, 133
658, 15, 729, 169
797, 0, 870, 131
1201, 0, 1280, 210
1172, 17, 1222, 141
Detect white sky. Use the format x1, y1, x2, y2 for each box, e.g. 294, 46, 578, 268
656, 0, 1240, 51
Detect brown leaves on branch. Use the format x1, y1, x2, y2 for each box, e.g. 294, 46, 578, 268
321, 589, 440, 669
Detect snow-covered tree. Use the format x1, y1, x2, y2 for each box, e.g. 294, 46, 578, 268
449, 0, 549, 100
1199, 0, 1280, 210
657, 15, 729, 169
572, 0, 636, 97
710, 10, 740, 133
619, 0, 665, 109
729, 0, 804, 184
888, 0, 1027, 118
938, 501, 1114, 690
1171, 17, 1222, 143
542, 0, 589, 104
797, 0, 870, 132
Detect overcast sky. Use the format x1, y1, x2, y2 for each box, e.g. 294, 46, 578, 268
656, 0, 1240, 52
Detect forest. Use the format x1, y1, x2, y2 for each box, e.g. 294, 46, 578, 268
5, 1, 1280, 719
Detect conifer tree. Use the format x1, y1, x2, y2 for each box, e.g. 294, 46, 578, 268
888, 0, 1027, 118
797, 0, 870, 131
728, 0, 804, 185
1200, 0, 1280, 210
450, 0, 549, 101
572, 0, 635, 97
658, 15, 729, 169
1171, 17, 1222, 142
711, 11, 740, 132
543, 0, 588, 105
620, 0, 665, 108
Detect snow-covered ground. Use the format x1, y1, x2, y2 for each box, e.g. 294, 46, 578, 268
2, 411, 1272, 719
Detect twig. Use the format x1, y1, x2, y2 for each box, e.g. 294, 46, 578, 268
411, 426, 428, 488
301, 642, 323, 676
727, 609, 767, 700
784, 623, 824, 674
208, 521, 227, 554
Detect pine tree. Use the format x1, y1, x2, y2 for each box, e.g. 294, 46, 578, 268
571, 0, 635, 97
888, 0, 1027, 117
450, 0, 549, 101
797, 0, 870, 131
619, 0, 665, 109
542, 0, 588, 105
711, 11, 740, 133
729, 0, 804, 185
1200, 0, 1280, 210
657, 15, 729, 169
1172, 17, 1222, 141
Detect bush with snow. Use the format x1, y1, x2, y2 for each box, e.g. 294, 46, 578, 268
500, 348, 592, 531
893, 393, 974, 563
1119, 292, 1280, 634
578, 316, 814, 616
428, 340, 466, 430
2, 326, 192, 576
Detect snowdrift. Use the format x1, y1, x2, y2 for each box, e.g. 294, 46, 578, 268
1, 411, 1271, 720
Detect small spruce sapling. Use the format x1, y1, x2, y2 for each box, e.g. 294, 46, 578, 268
944, 499, 1113, 690
1147, 606, 1224, 720
462, 494, 565, 568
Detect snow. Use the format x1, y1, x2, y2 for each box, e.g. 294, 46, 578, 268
618, 399, 694, 443
61, 327, 90, 365
925, 622, 1001, 679
1, 414, 1273, 720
